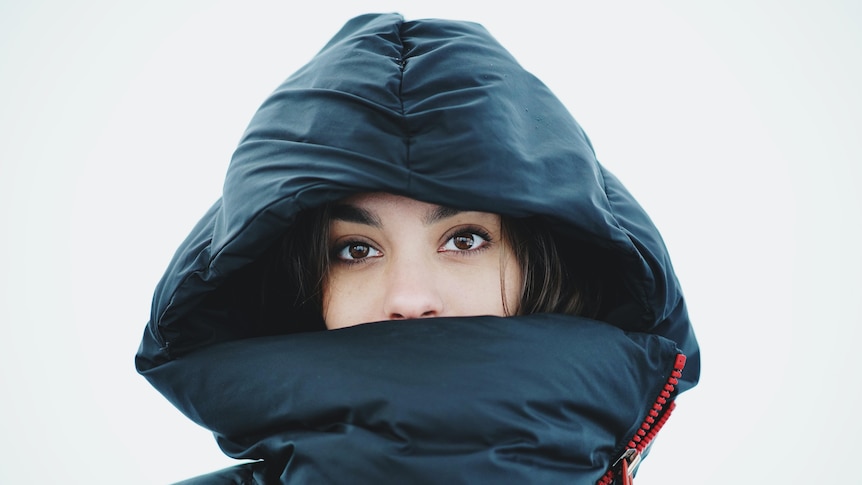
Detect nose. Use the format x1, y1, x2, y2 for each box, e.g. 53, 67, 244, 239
383, 257, 444, 320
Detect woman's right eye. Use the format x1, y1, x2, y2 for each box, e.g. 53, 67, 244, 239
335, 243, 382, 261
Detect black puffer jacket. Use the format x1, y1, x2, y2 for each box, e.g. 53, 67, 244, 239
136, 12, 700, 484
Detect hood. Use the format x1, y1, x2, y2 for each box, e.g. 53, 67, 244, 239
136, 12, 700, 483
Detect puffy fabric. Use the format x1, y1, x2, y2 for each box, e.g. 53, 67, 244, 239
136, 12, 700, 484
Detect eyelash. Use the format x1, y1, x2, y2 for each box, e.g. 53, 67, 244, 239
331, 238, 380, 265
331, 226, 494, 265
440, 226, 494, 255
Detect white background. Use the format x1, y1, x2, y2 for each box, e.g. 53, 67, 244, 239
1, 1, 859, 483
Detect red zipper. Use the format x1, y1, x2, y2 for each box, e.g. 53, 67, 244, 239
596, 353, 686, 485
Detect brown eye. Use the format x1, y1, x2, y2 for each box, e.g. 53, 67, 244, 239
442, 230, 490, 252
453, 234, 475, 250
336, 242, 381, 261
348, 244, 370, 259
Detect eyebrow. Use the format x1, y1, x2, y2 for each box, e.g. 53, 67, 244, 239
331, 204, 381, 227
423, 205, 463, 225
330, 203, 464, 227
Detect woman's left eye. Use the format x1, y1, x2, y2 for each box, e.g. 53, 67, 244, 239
441, 232, 490, 252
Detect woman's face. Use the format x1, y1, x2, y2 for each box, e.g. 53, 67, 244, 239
322, 193, 523, 330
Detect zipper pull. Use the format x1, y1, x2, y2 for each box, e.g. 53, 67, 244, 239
612, 448, 641, 485
621, 458, 632, 485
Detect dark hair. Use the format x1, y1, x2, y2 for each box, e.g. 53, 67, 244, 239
501, 217, 605, 319
246, 203, 610, 333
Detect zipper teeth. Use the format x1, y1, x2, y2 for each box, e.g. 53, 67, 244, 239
596, 353, 686, 485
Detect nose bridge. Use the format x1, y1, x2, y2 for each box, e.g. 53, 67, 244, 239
383, 251, 443, 320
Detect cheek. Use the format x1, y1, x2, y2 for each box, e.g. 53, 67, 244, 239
321, 273, 379, 330
445, 263, 519, 316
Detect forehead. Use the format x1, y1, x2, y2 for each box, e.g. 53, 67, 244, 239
339, 192, 436, 213
335, 192, 502, 225
332, 193, 501, 229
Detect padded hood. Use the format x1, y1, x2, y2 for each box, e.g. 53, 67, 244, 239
136, 12, 699, 483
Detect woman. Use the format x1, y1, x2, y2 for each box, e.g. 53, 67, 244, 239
136, 13, 700, 484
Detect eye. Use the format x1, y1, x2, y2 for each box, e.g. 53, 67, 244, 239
441, 231, 490, 252
336, 242, 382, 261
